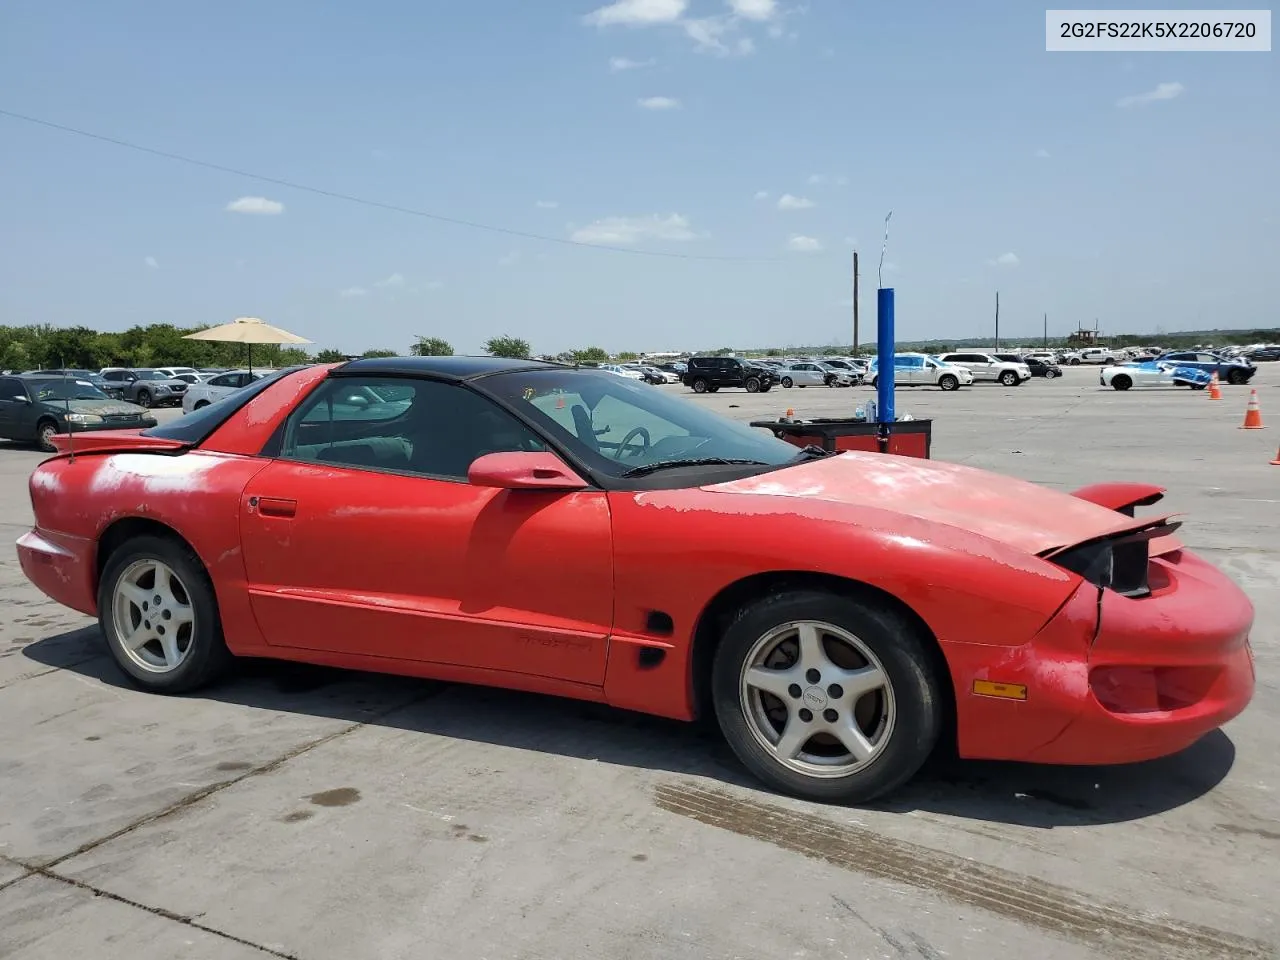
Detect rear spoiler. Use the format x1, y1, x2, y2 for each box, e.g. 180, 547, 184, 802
1040, 515, 1183, 598
1070, 481, 1165, 516
47, 430, 189, 457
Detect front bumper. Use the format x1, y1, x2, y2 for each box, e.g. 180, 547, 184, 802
943, 547, 1255, 765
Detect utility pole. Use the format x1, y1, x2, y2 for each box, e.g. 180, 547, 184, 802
852, 251, 860, 355
994, 291, 1000, 351
1043, 312, 1048, 348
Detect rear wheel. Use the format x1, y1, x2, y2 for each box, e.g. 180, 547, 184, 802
36, 418, 59, 453
1045, 369, 1059, 378
193, 400, 210, 410
98, 535, 232, 694
938, 374, 959, 391
745, 377, 761, 393
781, 377, 794, 389
1111, 374, 1132, 391
137, 389, 153, 408
711, 589, 943, 804
692, 378, 709, 394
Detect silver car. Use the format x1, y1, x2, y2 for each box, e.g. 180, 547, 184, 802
181, 369, 266, 413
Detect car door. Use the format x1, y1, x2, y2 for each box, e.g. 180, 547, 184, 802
238, 374, 615, 686
0, 377, 31, 440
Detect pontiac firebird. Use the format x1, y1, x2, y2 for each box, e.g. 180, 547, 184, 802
17, 357, 1256, 803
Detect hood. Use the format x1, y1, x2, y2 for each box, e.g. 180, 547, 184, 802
704, 452, 1160, 556
49, 398, 150, 417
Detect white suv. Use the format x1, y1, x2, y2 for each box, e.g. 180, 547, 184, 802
936, 352, 1031, 385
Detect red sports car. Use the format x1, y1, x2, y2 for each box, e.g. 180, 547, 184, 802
17, 357, 1256, 803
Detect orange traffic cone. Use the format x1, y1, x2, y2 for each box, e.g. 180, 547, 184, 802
1240, 389, 1265, 429
1270, 443, 1280, 466
1207, 371, 1222, 400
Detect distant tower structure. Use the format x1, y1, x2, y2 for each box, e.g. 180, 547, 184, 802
1066, 320, 1102, 347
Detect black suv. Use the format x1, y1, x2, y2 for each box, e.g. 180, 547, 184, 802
681, 356, 778, 394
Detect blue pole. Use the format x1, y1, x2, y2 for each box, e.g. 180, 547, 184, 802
876, 287, 895, 425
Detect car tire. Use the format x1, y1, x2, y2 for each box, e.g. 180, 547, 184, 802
1069, 357, 1080, 365
36, 418, 59, 453
1045, 369, 1059, 378
137, 390, 153, 408
1111, 374, 1132, 391
194, 400, 210, 410
97, 534, 232, 694
999, 370, 1018, 386
745, 377, 761, 393
1227, 369, 1248, 385
938, 374, 959, 391
692, 378, 709, 394
781, 377, 794, 389
867, 376, 877, 389
711, 589, 943, 804
707, 385, 720, 393
760, 384, 772, 393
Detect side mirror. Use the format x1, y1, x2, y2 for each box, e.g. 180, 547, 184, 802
467, 451, 588, 491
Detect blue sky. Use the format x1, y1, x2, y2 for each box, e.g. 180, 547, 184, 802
1, 0, 1275, 355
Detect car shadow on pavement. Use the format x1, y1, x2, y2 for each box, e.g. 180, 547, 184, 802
24, 627, 1236, 829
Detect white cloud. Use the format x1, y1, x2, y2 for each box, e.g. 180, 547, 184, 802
767, 22, 785, 38
987, 252, 1019, 267
535, 200, 559, 209
788, 235, 823, 252
777, 193, 815, 210
1034, 147, 1051, 158
682, 16, 754, 56
638, 96, 681, 110
339, 286, 369, 297
728, 0, 778, 20
374, 272, 405, 288
807, 173, 826, 185
835, 175, 848, 186
570, 213, 699, 245
498, 251, 521, 266
1116, 81, 1183, 108
225, 196, 284, 215
609, 56, 655, 71
584, 0, 687, 27
143, 256, 158, 269
736, 36, 755, 54
753, 190, 770, 200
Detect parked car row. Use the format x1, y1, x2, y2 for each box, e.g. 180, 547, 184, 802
0, 373, 156, 451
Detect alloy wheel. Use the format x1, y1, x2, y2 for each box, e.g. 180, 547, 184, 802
112, 558, 197, 673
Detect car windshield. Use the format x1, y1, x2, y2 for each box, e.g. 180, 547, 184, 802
30, 380, 108, 401
135, 370, 169, 380
481, 369, 802, 479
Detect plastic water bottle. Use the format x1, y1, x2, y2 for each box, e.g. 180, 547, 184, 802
854, 404, 865, 421
865, 398, 877, 423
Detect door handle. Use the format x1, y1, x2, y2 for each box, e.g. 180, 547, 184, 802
251, 496, 297, 518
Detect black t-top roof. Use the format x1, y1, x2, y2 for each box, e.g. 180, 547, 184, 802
333, 355, 562, 380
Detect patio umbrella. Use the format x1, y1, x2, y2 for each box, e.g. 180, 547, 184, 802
183, 316, 312, 374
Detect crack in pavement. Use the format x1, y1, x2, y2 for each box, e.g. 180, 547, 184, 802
1, 682, 448, 958
0, 657, 102, 693
21, 863, 301, 959
42, 682, 446, 871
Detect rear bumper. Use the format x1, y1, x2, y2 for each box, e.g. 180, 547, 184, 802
15, 528, 99, 617
946, 547, 1255, 765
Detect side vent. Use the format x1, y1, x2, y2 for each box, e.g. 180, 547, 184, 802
645, 610, 674, 636
637, 647, 666, 669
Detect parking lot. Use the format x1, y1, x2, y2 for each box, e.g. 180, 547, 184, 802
1, 363, 1277, 960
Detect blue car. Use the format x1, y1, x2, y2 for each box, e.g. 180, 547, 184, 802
1155, 351, 1256, 385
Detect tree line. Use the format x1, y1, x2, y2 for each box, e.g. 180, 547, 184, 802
4, 321, 1275, 374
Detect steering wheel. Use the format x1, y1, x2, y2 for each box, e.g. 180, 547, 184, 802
613, 426, 651, 460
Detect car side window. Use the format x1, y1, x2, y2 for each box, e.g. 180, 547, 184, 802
0, 377, 27, 401
280, 377, 546, 481
209, 374, 237, 387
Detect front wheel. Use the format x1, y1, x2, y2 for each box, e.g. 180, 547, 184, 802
1111, 375, 1132, 391
712, 590, 943, 804
745, 377, 761, 393
136, 390, 153, 408
999, 370, 1018, 386
193, 400, 210, 410
1227, 369, 1248, 385
1045, 369, 1059, 378
98, 535, 232, 694
938, 374, 959, 391
781, 377, 794, 389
